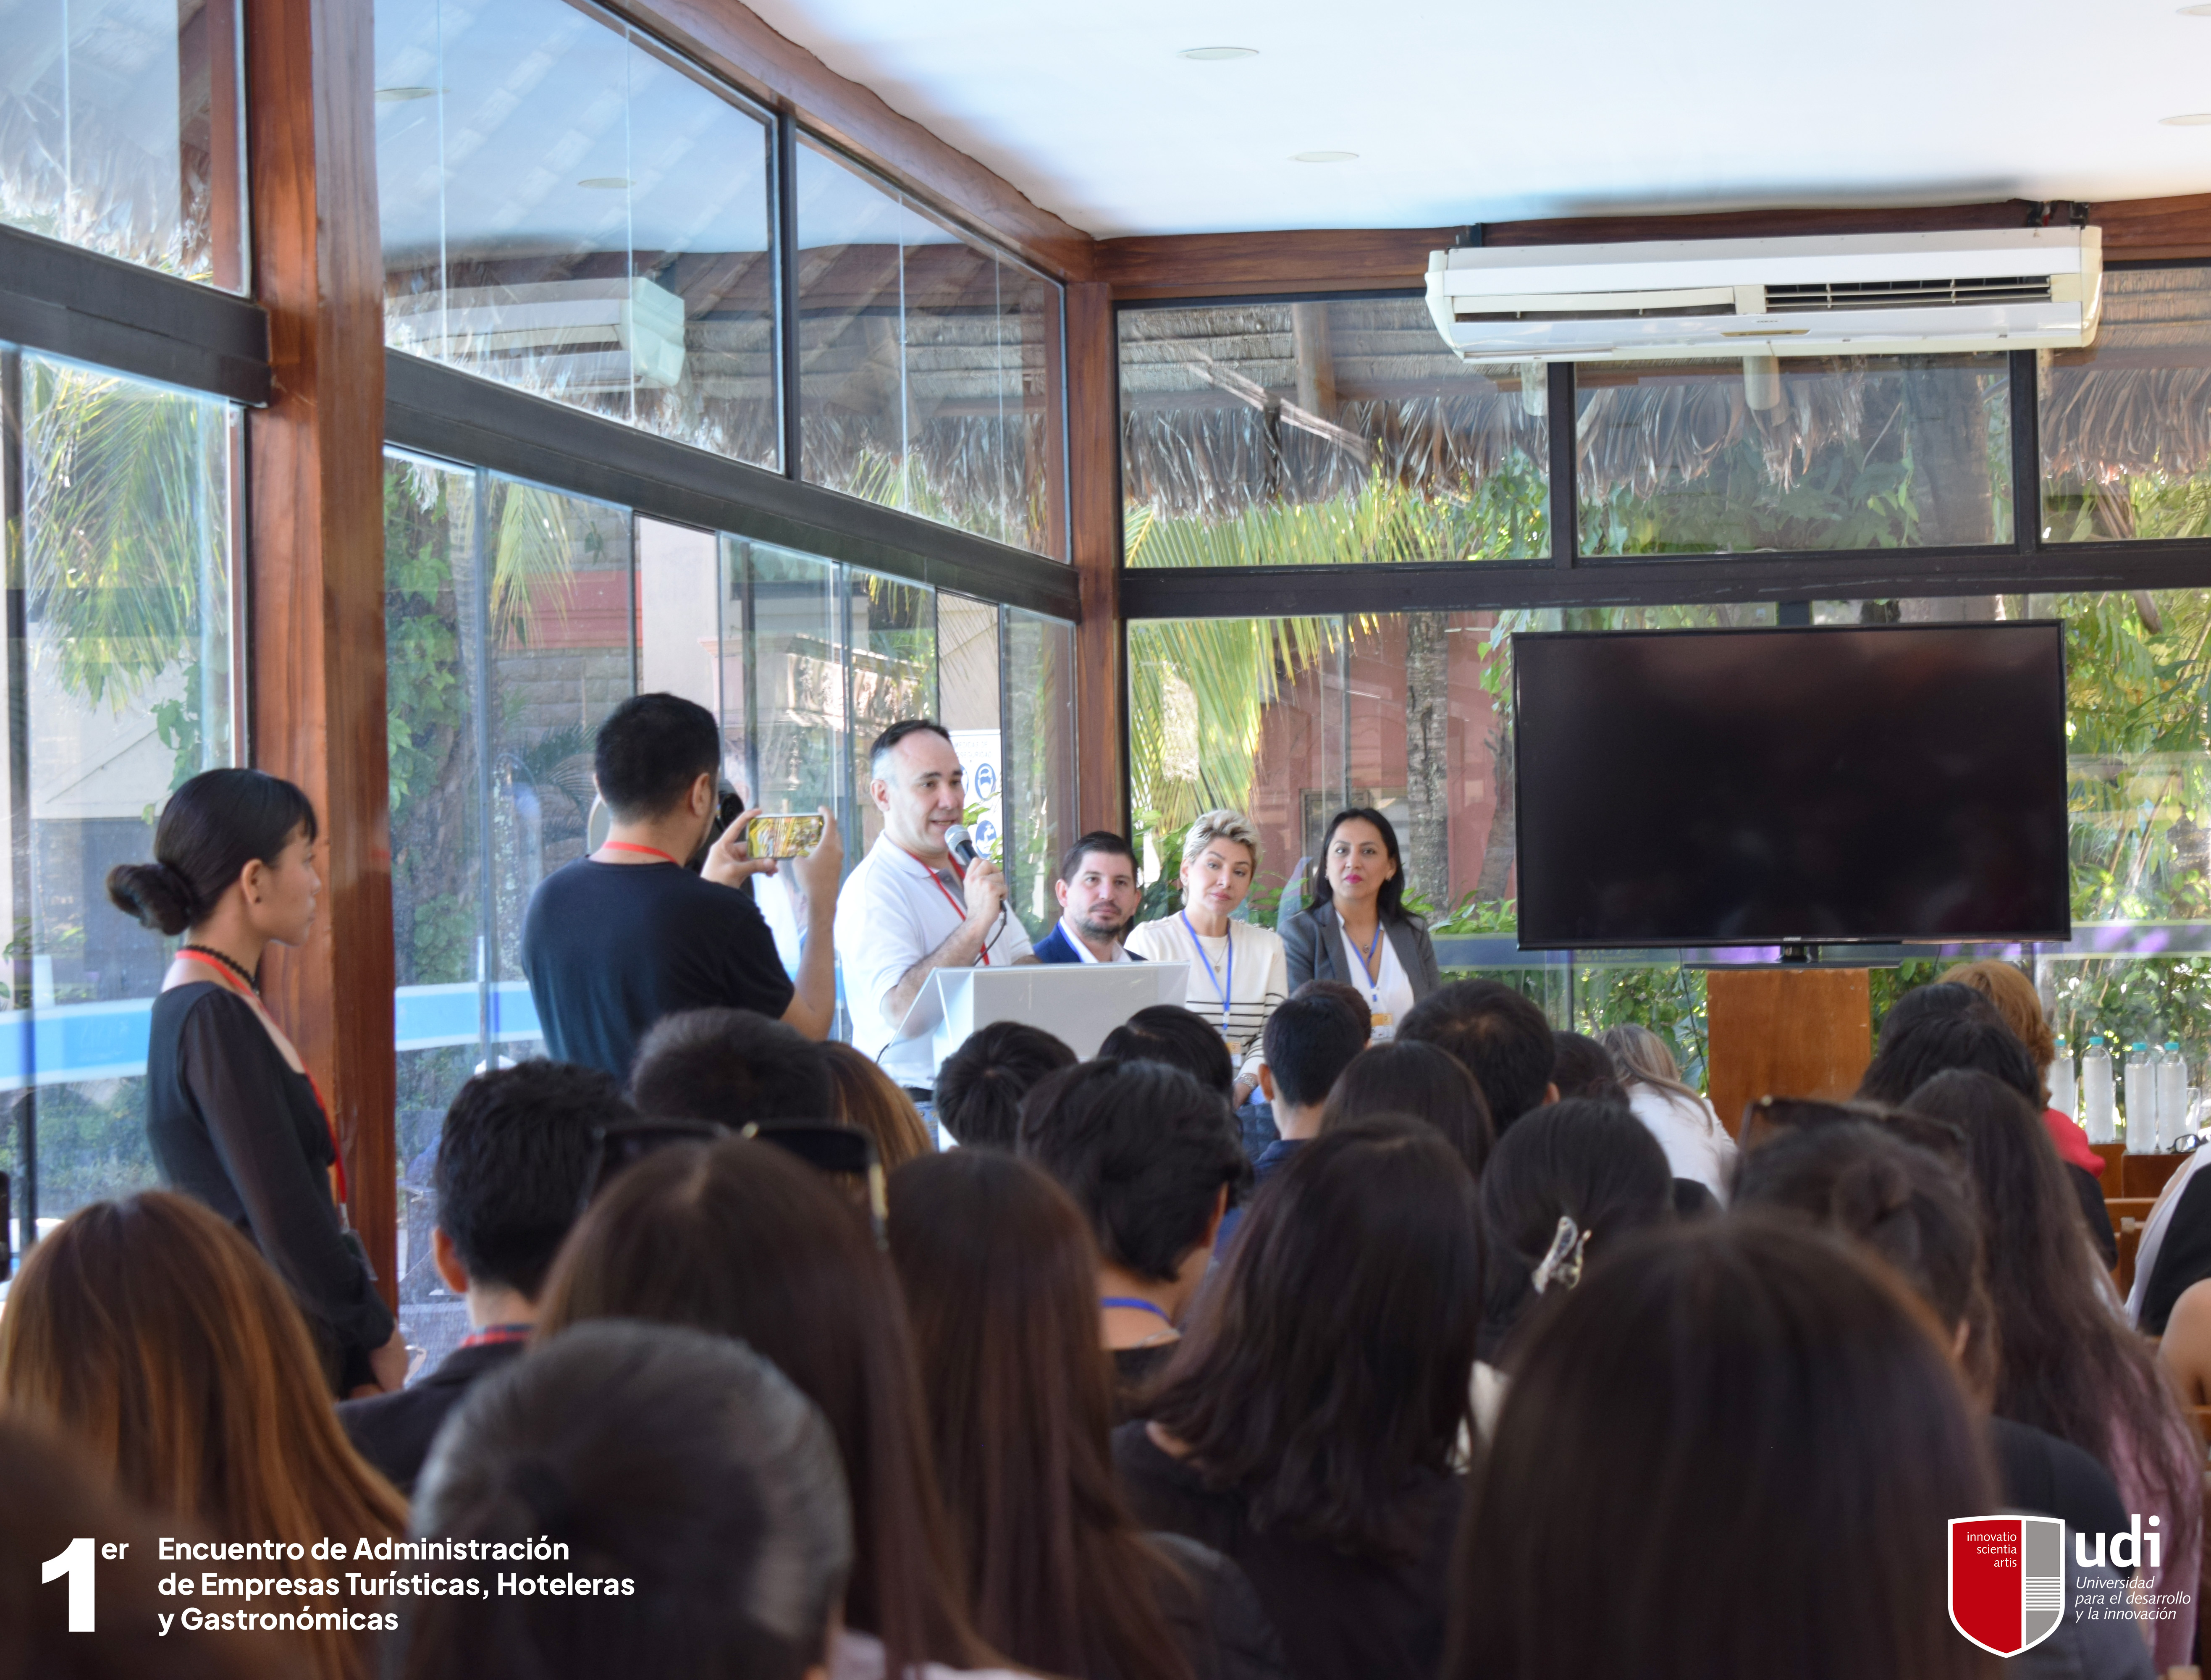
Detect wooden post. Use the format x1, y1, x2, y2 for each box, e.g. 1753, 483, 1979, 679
1705, 969, 1873, 1139
244, 0, 397, 1305
1066, 280, 1125, 837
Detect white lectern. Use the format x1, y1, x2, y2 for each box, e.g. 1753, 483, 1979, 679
894, 961, 1190, 1074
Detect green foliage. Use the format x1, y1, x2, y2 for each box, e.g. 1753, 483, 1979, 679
1582, 425, 1921, 556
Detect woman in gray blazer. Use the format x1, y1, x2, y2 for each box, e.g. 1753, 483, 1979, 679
1280, 807, 1442, 1040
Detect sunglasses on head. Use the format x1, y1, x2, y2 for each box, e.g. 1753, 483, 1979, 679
584, 1118, 887, 1242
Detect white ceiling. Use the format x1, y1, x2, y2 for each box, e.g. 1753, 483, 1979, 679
745, 0, 2211, 239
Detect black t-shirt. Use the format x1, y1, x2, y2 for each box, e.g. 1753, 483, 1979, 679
521, 859, 795, 1080
1986, 1415, 2132, 1541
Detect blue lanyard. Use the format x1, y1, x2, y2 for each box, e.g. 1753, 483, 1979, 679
1179, 912, 1233, 1028
1101, 1294, 1175, 1325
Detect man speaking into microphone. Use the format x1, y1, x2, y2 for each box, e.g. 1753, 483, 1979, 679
834, 719, 1035, 1099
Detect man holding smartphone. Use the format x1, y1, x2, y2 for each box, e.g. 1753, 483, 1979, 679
835, 718, 1034, 1098
521, 693, 843, 1080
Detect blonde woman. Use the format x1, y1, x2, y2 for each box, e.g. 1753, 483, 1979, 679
1594, 1023, 1738, 1203
1126, 811, 1289, 1108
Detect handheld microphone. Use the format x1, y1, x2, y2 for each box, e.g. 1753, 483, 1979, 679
945, 824, 980, 868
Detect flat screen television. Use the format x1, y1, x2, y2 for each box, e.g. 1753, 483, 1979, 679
1511, 622, 2070, 950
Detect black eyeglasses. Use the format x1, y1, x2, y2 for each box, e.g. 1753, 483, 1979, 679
583, 1118, 886, 1242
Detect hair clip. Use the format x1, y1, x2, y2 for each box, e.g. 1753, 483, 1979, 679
1530, 1213, 1592, 1295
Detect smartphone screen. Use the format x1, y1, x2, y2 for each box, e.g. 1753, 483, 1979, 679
745, 813, 826, 859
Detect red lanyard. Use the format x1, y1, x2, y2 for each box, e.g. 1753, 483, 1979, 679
460, 1323, 534, 1350
173, 950, 348, 1204
598, 841, 680, 865
897, 845, 988, 966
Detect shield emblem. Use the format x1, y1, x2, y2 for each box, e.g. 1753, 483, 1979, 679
1949, 1516, 2065, 1656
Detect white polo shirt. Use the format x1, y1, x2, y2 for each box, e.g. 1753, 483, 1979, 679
835, 833, 1034, 1087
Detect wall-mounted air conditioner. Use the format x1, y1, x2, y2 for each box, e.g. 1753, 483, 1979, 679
1425, 227, 2101, 364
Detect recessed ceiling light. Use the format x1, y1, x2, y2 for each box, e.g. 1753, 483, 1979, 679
1292, 151, 1359, 163
1178, 46, 1258, 60
2161, 112, 2211, 124
577, 176, 633, 189
375, 86, 440, 101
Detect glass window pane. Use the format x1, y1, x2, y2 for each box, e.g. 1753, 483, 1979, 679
1003, 610, 1075, 942
8, 349, 239, 1244
1119, 298, 1548, 568
1577, 355, 2012, 555
746, 543, 845, 824
637, 516, 733, 751
938, 591, 1001, 866
796, 139, 1067, 559
382, 449, 625, 1357
375, 0, 777, 468
845, 572, 935, 854
0, 0, 246, 286
2042, 268, 2211, 543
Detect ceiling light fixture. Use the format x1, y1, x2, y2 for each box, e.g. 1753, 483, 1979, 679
375, 86, 440, 101
2180, 4, 2211, 14
1292, 151, 1359, 163
577, 176, 634, 189
1178, 46, 1258, 60
2161, 112, 2211, 124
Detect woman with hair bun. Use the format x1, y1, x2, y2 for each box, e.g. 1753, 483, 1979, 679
107, 767, 402, 1396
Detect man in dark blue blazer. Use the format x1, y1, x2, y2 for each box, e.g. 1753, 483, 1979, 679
1033, 831, 1146, 966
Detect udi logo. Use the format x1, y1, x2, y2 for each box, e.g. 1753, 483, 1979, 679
1949, 1516, 2064, 1657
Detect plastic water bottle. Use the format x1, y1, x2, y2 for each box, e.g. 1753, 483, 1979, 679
2047, 1036, 2077, 1125
2082, 1037, 2116, 1144
2159, 1041, 2189, 1152
2125, 1042, 2154, 1153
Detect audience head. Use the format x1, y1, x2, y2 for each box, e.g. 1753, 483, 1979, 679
1321, 1039, 1495, 1176
1018, 1059, 1246, 1286
1874, 979, 2002, 1053
1594, 1023, 1702, 1108
1737, 1094, 1968, 1163
1096, 1004, 1235, 1097
1293, 976, 1370, 1017
1547, 1030, 1625, 1104
1400, 979, 1556, 1134
1309, 806, 1407, 922
1176, 809, 1260, 921
1260, 989, 1370, 1112
821, 1040, 935, 1171
1733, 1120, 1996, 1401
536, 1136, 989, 1672
1054, 832, 1143, 948
591, 693, 720, 824
0, 1415, 291, 1680
1857, 1015, 2039, 1108
627, 1007, 832, 1125
1148, 1118, 1480, 1562
1450, 1219, 1994, 1680
0, 1193, 404, 1680
1902, 1068, 2197, 1522
933, 1021, 1078, 1151
866, 720, 963, 857
887, 1153, 1187, 1680
435, 1059, 629, 1303
106, 767, 318, 939
1477, 1098, 1674, 1358
403, 1321, 851, 1680
1942, 958, 2057, 1103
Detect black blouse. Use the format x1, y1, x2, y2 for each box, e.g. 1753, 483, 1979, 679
146, 983, 393, 1365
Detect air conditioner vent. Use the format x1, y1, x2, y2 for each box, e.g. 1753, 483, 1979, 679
1764, 276, 2053, 312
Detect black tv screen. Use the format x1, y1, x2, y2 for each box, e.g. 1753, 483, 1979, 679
1512, 623, 2070, 949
